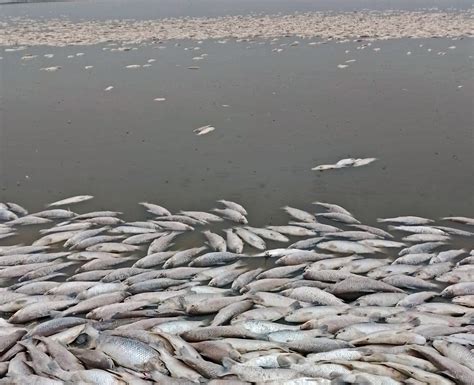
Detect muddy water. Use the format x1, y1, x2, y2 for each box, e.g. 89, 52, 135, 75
1, 35, 472, 226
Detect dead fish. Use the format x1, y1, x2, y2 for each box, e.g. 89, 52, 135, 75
452, 295, 474, 307
441, 282, 474, 297
86, 301, 150, 320
378, 216, 434, 225
330, 276, 405, 297
62, 292, 131, 316
258, 264, 306, 280
180, 211, 223, 223
431, 249, 466, 263
154, 221, 194, 231
234, 228, 266, 250
194, 125, 215, 136
285, 287, 345, 306
232, 268, 264, 292
148, 232, 181, 253
317, 240, 377, 254
129, 278, 186, 294
152, 320, 208, 334
350, 224, 394, 239
217, 200, 248, 216
7, 215, 52, 226
339, 258, 391, 274
65, 227, 109, 248
222, 358, 300, 382
181, 325, 263, 342
392, 253, 436, 265
0, 329, 26, 354
244, 227, 289, 243
86, 242, 140, 253
231, 303, 298, 324
133, 252, 175, 268
316, 212, 360, 224
186, 295, 249, 315
212, 208, 248, 224
31, 209, 75, 219
33, 231, 82, 246
351, 330, 426, 346
163, 247, 207, 268
140, 202, 172, 216
396, 291, 438, 308
313, 202, 353, 217
203, 230, 227, 252
402, 234, 450, 243
441, 216, 474, 226
410, 345, 474, 385
382, 274, 438, 290
26, 317, 87, 338
86, 329, 168, 374
211, 300, 255, 326
399, 241, 447, 256
6, 202, 28, 216
389, 225, 447, 235
282, 206, 316, 223
325, 230, 379, 241
69, 347, 115, 370
20, 261, 77, 281
267, 226, 316, 237
222, 229, 244, 253
243, 278, 293, 293
47, 195, 93, 207
9, 299, 78, 323
40, 66, 61, 72
75, 257, 134, 273
432, 340, 474, 371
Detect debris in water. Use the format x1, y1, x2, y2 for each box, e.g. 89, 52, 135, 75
40, 66, 61, 72
312, 157, 377, 171
193, 125, 215, 136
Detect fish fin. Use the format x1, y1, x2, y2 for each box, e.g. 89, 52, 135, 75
221, 357, 238, 369
288, 301, 302, 312
409, 318, 421, 327
276, 355, 293, 368
49, 310, 63, 319
318, 324, 329, 333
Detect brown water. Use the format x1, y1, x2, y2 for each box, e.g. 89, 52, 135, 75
1, 37, 473, 226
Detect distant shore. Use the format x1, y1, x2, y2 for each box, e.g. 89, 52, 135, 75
1, 9, 472, 47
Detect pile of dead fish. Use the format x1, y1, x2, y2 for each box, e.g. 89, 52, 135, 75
0, 196, 473, 385
1, 10, 472, 47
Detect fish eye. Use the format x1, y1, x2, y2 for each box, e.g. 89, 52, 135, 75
74, 333, 89, 346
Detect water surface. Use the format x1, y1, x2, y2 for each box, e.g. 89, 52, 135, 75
1, 36, 472, 224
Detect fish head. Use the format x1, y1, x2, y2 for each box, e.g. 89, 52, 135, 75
70, 324, 99, 349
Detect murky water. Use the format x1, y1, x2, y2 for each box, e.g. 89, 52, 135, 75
0, 0, 473, 228
1, 0, 473, 20
1, 36, 472, 225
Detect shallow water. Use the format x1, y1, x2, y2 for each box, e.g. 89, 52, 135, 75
1, 35, 473, 224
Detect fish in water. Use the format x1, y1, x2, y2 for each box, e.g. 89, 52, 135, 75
312, 157, 376, 171
193, 125, 215, 136
0, 197, 472, 385
47, 195, 94, 207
